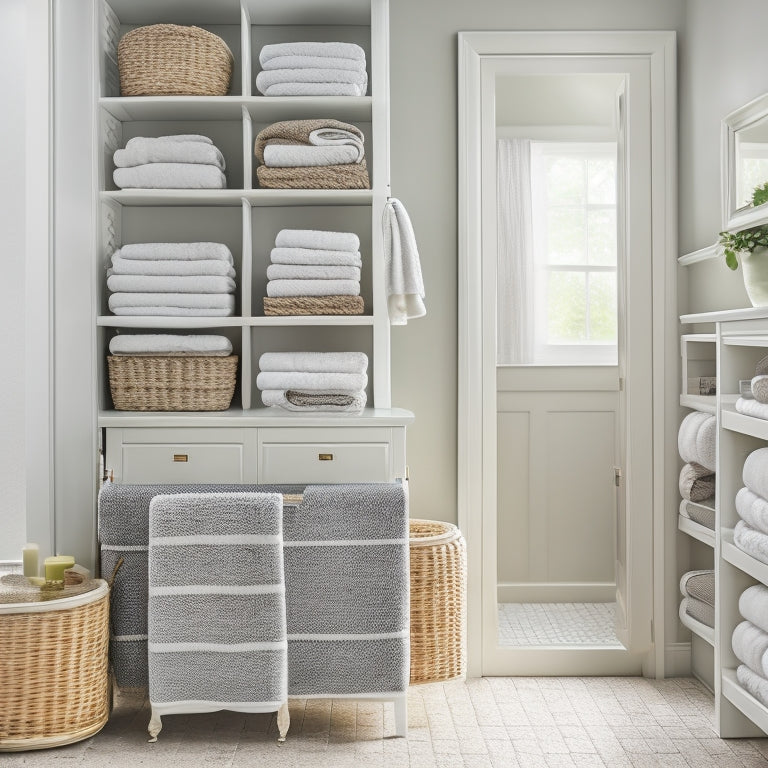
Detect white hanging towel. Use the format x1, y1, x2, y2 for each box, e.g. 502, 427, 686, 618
382, 198, 426, 325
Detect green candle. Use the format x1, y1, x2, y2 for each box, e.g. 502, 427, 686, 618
22, 543, 39, 578
44, 555, 75, 582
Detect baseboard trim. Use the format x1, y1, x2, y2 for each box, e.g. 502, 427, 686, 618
665, 642, 692, 678
497, 582, 616, 603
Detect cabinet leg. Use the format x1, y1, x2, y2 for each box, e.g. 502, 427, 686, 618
393, 696, 407, 737
148, 706, 162, 743
277, 700, 290, 743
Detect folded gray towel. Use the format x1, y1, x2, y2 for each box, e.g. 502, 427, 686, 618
679, 570, 714, 606
682, 595, 714, 628
114, 137, 225, 170
117, 243, 233, 263
261, 389, 367, 413
110, 256, 235, 277
113, 163, 226, 190
107, 274, 235, 294
679, 462, 715, 502
266, 279, 360, 297
258, 351, 368, 374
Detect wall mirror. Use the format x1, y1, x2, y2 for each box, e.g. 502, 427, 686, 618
722, 91, 768, 230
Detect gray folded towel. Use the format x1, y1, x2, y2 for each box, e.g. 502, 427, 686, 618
107, 274, 235, 294
114, 137, 225, 170
117, 243, 233, 263
679, 570, 714, 606
266, 279, 360, 297
679, 462, 715, 502
113, 163, 226, 190
261, 389, 367, 413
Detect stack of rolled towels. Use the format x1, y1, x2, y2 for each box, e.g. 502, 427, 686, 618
264, 229, 363, 316
679, 570, 715, 629
113, 135, 226, 189
678, 410, 716, 528
735, 353, 768, 420
256, 41, 367, 97
732, 584, 768, 707
734, 447, 768, 565
257, 352, 368, 413
107, 242, 236, 317
109, 334, 233, 357
254, 118, 369, 189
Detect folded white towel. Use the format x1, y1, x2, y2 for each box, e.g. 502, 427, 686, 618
739, 583, 768, 635
258, 351, 368, 374
256, 371, 367, 393
107, 274, 235, 294
113, 163, 226, 190
266, 264, 360, 281
736, 397, 768, 422
736, 487, 768, 535
256, 66, 367, 90
263, 144, 362, 168
116, 243, 233, 263
737, 664, 768, 708
110, 256, 235, 278
259, 82, 364, 97
109, 334, 233, 356
108, 292, 235, 313
108, 306, 234, 317
383, 198, 426, 325
266, 279, 360, 297
308, 127, 365, 160
261, 55, 366, 72
270, 247, 361, 267
275, 229, 360, 252
125, 134, 213, 146
114, 137, 225, 170
677, 410, 716, 472
261, 388, 366, 413
733, 621, 768, 677
259, 42, 366, 66
734, 520, 768, 566
743, 447, 768, 500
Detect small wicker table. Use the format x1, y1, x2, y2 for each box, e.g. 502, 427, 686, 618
0, 578, 110, 751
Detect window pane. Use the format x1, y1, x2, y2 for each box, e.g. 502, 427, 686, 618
587, 157, 616, 204
587, 209, 616, 266
739, 158, 768, 208
588, 272, 617, 342
548, 271, 586, 343
546, 157, 585, 205
547, 208, 586, 265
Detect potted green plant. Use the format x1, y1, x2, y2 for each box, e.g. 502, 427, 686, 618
720, 182, 768, 306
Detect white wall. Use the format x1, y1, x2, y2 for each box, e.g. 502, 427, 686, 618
0, 0, 27, 560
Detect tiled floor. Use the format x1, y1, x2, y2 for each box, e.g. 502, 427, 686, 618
2, 677, 767, 767
498, 602, 623, 646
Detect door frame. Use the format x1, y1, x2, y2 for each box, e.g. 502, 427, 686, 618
457, 31, 677, 678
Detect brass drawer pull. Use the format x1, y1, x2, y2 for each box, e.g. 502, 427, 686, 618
173, 454, 189, 463
318, 453, 334, 461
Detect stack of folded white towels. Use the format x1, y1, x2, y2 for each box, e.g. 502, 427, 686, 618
109, 334, 233, 358
256, 42, 367, 96
256, 352, 368, 413
679, 570, 715, 629
264, 229, 363, 315
678, 410, 716, 528
734, 447, 768, 565
113, 135, 226, 189
107, 242, 236, 317
732, 584, 768, 707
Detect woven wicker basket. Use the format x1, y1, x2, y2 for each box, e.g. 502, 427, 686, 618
108, 355, 238, 411
409, 519, 467, 685
118, 24, 233, 97
0, 582, 110, 751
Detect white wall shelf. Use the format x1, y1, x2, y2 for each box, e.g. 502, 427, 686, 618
101, 189, 375, 207
680, 394, 716, 413
678, 514, 715, 548
721, 405, 768, 441
722, 668, 768, 736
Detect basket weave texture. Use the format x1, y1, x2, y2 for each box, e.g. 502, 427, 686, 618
263, 295, 364, 316
0, 586, 110, 751
108, 355, 238, 411
409, 519, 467, 685
118, 24, 233, 97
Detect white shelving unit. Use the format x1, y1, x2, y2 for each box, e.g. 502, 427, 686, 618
680, 307, 768, 737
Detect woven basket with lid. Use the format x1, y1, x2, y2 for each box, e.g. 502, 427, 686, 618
118, 24, 233, 97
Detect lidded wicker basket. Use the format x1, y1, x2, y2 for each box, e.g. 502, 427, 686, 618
107, 355, 238, 411
409, 519, 467, 685
118, 24, 234, 97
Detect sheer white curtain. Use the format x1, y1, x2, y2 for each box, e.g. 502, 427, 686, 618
496, 138, 534, 364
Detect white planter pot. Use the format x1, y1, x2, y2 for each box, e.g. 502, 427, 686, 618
742, 246, 768, 306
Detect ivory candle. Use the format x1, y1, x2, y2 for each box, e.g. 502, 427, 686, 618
22, 543, 39, 578
44, 555, 75, 582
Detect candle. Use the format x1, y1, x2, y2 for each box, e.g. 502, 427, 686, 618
22, 543, 39, 578
44, 555, 75, 582
27, 576, 46, 586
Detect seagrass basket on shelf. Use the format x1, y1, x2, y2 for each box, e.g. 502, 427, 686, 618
0, 580, 110, 751
118, 24, 233, 97
408, 519, 467, 685
107, 355, 238, 411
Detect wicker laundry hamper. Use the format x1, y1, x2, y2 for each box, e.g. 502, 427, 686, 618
108, 355, 238, 411
118, 24, 233, 97
0, 580, 110, 751
409, 519, 467, 684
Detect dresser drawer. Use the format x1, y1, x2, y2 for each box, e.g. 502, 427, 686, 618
120, 443, 244, 483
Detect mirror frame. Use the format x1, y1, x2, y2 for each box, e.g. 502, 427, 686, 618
722, 91, 768, 231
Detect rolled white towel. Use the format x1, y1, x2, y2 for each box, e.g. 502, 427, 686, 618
116, 243, 233, 263
107, 274, 235, 294
263, 144, 362, 168
259, 42, 366, 66
109, 334, 233, 356
266, 264, 360, 281
275, 229, 360, 253
737, 664, 768, 708
108, 292, 235, 313
739, 583, 768, 635
110, 256, 235, 278
114, 137, 225, 170
743, 446, 768, 500
736, 487, 768, 536
261, 55, 366, 72
732, 620, 768, 677
259, 82, 364, 97
256, 371, 367, 393
113, 163, 226, 190
270, 247, 361, 267
266, 279, 360, 297
677, 411, 716, 472
736, 397, 768, 422
258, 351, 368, 374
261, 388, 366, 413
734, 520, 768, 566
